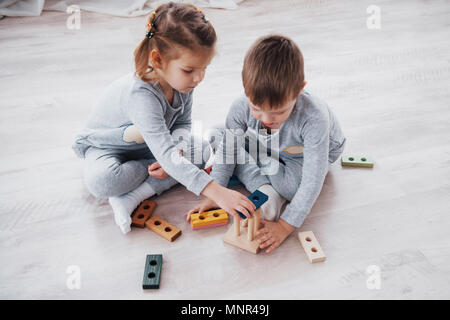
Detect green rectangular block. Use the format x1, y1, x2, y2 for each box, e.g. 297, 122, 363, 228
142, 254, 162, 289
341, 155, 374, 168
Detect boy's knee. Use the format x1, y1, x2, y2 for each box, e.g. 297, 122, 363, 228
269, 178, 298, 201
235, 168, 268, 193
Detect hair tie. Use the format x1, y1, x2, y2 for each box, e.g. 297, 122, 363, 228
145, 11, 157, 39
196, 7, 209, 23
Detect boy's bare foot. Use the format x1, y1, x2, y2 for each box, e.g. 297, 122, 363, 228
255, 219, 295, 253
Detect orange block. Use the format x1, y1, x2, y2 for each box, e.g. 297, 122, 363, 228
145, 216, 182, 242
132, 200, 157, 228
190, 209, 228, 229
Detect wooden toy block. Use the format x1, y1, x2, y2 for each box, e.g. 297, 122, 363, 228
223, 224, 260, 254
142, 254, 162, 289
248, 190, 269, 210
253, 209, 261, 234
227, 175, 241, 187
190, 209, 229, 230
234, 216, 240, 236
192, 222, 228, 230
131, 200, 157, 228
223, 209, 262, 254
247, 217, 255, 241
236, 189, 269, 219
341, 155, 374, 168
145, 216, 182, 242
298, 231, 326, 263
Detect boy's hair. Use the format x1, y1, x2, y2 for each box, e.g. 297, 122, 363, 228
242, 35, 304, 109
134, 2, 217, 82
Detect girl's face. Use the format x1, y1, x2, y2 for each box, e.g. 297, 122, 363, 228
152, 47, 214, 94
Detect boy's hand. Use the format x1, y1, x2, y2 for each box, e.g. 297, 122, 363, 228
148, 162, 169, 179
256, 219, 295, 253
185, 198, 218, 222
201, 181, 256, 219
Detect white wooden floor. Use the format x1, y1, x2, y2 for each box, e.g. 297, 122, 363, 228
1, 0, 449, 299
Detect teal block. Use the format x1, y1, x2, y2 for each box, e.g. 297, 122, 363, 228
143, 254, 162, 289
236, 189, 269, 219
227, 175, 241, 187
341, 155, 374, 168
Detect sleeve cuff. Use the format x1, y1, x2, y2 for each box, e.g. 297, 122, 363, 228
280, 204, 309, 228
186, 171, 214, 196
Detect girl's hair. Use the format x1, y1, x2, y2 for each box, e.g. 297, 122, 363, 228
134, 2, 217, 82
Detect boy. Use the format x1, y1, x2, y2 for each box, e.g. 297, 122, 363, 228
188, 35, 346, 253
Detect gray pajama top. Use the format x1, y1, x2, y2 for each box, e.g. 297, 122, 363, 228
211, 91, 346, 227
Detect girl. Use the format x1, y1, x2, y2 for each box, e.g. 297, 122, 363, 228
72, 2, 255, 234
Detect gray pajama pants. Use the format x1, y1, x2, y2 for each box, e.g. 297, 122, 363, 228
83, 140, 210, 199
208, 127, 303, 201
232, 151, 302, 201
233, 150, 340, 202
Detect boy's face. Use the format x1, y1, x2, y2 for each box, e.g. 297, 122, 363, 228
248, 97, 298, 129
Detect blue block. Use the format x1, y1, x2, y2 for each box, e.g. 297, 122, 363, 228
249, 190, 269, 210
237, 190, 268, 219
227, 175, 241, 187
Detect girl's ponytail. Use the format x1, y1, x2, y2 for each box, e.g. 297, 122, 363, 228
134, 11, 157, 82
134, 38, 152, 82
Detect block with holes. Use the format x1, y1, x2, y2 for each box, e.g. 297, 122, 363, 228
341, 155, 374, 168
298, 231, 326, 263
131, 200, 157, 228
236, 189, 269, 219
190, 209, 229, 230
145, 216, 182, 242
142, 254, 162, 289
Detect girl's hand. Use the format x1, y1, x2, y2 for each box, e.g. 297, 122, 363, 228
201, 181, 256, 220
148, 150, 183, 179
148, 162, 169, 179
185, 197, 218, 222
217, 188, 256, 219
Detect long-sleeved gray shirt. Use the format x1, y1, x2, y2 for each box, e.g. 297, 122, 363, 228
210, 91, 346, 227
72, 72, 212, 195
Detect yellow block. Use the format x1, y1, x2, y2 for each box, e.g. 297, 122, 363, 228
191, 209, 229, 228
